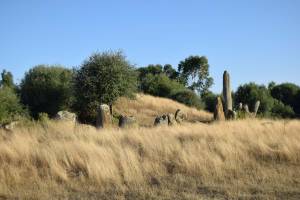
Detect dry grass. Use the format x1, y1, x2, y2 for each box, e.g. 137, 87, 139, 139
0, 119, 300, 199
114, 94, 213, 126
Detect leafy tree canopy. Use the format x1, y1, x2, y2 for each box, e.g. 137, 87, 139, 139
20, 65, 73, 118
0, 70, 14, 88
178, 55, 213, 95
0, 86, 25, 124
74, 51, 137, 124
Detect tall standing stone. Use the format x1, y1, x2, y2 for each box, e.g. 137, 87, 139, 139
96, 104, 112, 128
254, 101, 260, 117
223, 70, 233, 115
214, 97, 225, 121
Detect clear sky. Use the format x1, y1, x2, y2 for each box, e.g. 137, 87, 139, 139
0, 0, 299, 93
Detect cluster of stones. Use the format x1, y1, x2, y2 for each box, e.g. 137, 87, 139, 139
214, 70, 260, 121
154, 109, 186, 126
238, 101, 260, 118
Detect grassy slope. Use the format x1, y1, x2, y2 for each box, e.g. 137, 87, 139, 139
114, 94, 213, 126
0, 94, 299, 199
0, 119, 300, 199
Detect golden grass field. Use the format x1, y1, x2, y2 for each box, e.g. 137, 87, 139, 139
0, 95, 300, 199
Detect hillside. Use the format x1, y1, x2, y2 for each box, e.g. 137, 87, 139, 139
0, 119, 300, 199
114, 94, 213, 126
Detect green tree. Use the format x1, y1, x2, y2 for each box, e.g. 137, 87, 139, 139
270, 83, 300, 112
178, 55, 213, 95
0, 70, 14, 88
0, 87, 25, 124
74, 51, 137, 124
163, 64, 179, 80
20, 65, 73, 118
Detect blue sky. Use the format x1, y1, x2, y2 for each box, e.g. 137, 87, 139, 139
0, 0, 299, 93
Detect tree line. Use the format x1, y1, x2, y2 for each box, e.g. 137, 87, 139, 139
1, 50, 300, 125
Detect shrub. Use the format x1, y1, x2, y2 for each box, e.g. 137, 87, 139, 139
234, 83, 274, 116
140, 73, 185, 98
271, 100, 295, 118
171, 90, 203, 109
20, 65, 73, 118
202, 92, 218, 112
74, 51, 137, 124
0, 87, 25, 124
270, 83, 300, 116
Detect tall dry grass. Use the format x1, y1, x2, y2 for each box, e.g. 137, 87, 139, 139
114, 94, 213, 126
0, 119, 300, 199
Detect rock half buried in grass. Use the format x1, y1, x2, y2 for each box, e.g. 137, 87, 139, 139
119, 115, 137, 128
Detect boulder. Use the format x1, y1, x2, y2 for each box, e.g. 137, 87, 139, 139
119, 115, 137, 128
243, 104, 250, 114
175, 109, 187, 123
96, 104, 112, 128
167, 113, 176, 125
214, 97, 225, 121
154, 115, 169, 126
55, 111, 76, 122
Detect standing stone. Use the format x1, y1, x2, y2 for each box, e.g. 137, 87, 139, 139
243, 104, 250, 113
119, 115, 137, 128
96, 104, 111, 128
254, 101, 260, 117
167, 113, 176, 125
175, 109, 187, 123
214, 97, 225, 121
223, 71, 233, 115
238, 103, 243, 111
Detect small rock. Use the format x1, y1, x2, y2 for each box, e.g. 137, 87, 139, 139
55, 111, 76, 122
2, 121, 19, 131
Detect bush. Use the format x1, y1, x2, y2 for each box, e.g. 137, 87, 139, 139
234, 83, 274, 116
171, 90, 203, 109
0, 87, 25, 124
20, 65, 73, 118
271, 100, 295, 118
140, 73, 185, 98
74, 51, 137, 124
202, 92, 218, 112
270, 83, 300, 116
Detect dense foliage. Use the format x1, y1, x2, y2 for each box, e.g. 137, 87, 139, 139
74, 51, 137, 124
0, 86, 25, 124
178, 56, 213, 95
20, 65, 73, 118
270, 83, 300, 117
0, 70, 14, 89
137, 64, 202, 108
171, 89, 204, 109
